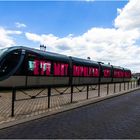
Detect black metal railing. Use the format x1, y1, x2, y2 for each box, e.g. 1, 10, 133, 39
10, 80, 138, 117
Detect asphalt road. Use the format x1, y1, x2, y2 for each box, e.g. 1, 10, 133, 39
0, 89, 140, 139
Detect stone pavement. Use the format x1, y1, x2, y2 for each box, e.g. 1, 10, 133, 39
0, 88, 140, 138
0, 81, 138, 129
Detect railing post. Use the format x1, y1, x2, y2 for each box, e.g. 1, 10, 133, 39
71, 86, 73, 103
48, 87, 51, 108
114, 83, 116, 93
87, 85, 89, 99
119, 83, 121, 92
98, 84, 100, 97
107, 83, 109, 95
131, 81, 132, 89
133, 81, 134, 88
124, 82, 125, 90
11, 88, 16, 117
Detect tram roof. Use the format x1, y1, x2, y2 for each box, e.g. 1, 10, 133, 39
4, 46, 70, 62
70, 56, 99, 66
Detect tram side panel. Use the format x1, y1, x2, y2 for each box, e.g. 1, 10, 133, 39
100, 64, 112, 84
112, 67, 124, 83
0, 76, 26, 87
71, 58, 100, 86
123, 69, 131, 82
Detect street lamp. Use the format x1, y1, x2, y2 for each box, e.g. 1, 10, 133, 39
40, 45, 46, 51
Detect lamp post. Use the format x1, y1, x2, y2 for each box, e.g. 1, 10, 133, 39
87, 57, 91, 60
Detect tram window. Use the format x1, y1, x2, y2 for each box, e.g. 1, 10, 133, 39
114, 70, 123, 78
27, 57, 52, 76
114, 70, 119, 78
103, 69, 111, 77
54, 62, 69, 76
93, 68, 99, 77
124, 71, 131, 78
40, 61, 51, 76
73, 65, 99, 77
29, 61, 34, 71
28, 60, 36, 75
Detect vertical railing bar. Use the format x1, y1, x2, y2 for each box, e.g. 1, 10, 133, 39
119, 83, 121, 92
71, 86, 73, 103
107, 83, 109, 95
48, 87, 51, 108
87, 85, 89, 99
98, 84, 100, 97
114, 83, 116, 93
11, 88, 16, 117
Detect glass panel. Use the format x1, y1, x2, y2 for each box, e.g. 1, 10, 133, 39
0, 50, 21, 77
28, 59, 51, 76
124, 71, 131, 78
114, 70, 124, 78
54, 62, 69, 76
73, 65, 99, 77
40, 61, 51, 76
93, 68, 99, 77
103, 69, 111, 77
28, 61, 34, 71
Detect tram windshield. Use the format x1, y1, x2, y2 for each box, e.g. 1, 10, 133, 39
0, 48, 8, 57
0, 49, 21, 78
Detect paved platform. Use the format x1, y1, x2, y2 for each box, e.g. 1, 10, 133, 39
0, 87, 140, 138
0, 82, 138, 129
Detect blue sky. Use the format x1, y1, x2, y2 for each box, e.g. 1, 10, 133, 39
0, 0, 140, 72
0, 1, 127, 36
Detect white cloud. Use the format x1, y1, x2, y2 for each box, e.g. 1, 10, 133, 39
15, 22, 27, 28
115, 0, 140, 30
0, 27, 22, 48
26, 28, 140, 69
25, 0, 140, 72
7, 30, 22, 35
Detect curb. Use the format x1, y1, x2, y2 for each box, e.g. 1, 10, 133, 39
0, 87, 140, 130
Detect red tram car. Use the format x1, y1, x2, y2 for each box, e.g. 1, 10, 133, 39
0, 46, 131, 88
